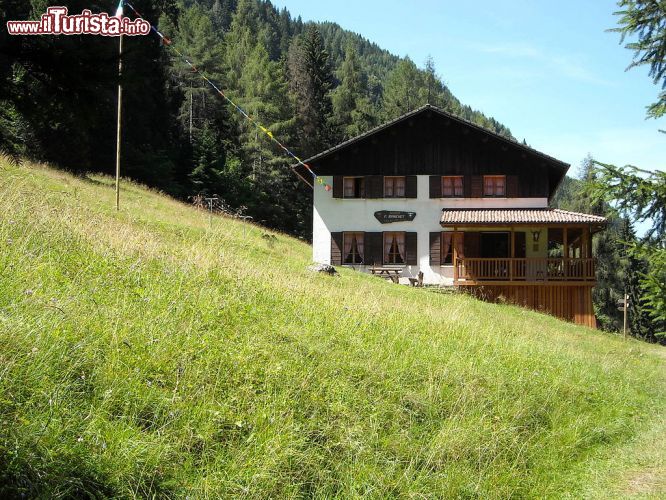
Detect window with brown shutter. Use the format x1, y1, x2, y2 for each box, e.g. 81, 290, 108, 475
442, 176, 464, 197
442, 232, 454, 264
365, 175, 383, 198
343, 232, 364, 264
506, 175, 519, 197
464, 175, 473, 197
430, 232, 441, 266
364, 232, 383, 266
405, 176, 417, 198
384, 176, 406, 198
332, 176, 343, 198
343, 176, 365, 198
330, 232, 343, 265
429, 175, 442, 198
471, 176, 483, 198
405, 232, 417, 265
383, 232, 406, 265
483, 175, 506, 197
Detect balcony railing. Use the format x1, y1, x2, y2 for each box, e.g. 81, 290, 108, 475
454, 257, 596, 283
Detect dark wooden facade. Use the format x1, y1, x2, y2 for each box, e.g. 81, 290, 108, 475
296, 105, 568, 199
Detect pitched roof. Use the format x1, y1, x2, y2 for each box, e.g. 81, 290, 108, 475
292, 104, 570, 172
440, 208, 607, 226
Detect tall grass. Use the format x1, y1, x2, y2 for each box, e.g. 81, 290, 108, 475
1, 161, 665, 497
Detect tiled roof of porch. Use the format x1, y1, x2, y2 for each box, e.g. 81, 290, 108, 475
440, 208, 607, 225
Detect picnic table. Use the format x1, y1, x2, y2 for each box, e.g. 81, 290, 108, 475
370, 266, 402, 283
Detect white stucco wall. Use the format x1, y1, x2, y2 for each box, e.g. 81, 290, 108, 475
312, 175, 549, 285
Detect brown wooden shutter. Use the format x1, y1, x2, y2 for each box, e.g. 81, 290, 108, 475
405, 232, 418, 265
364, 232, 384, 266
506, 175, 519, 197
405, 176, 417, 198
464, 232, 480, 258
430, 232, 442, 266
365, 175, 383, 198
464, 175, 472, 198
332, 176, 343, 198
331, 232, 343, 265
471, 176, 483, 198
429, 176, 442, 198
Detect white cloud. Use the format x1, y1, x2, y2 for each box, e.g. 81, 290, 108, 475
468, 41, 615, 86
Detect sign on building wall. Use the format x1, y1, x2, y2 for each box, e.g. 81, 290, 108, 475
374, 211, 417, 224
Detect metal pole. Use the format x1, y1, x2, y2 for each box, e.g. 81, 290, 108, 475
189, 81, 193, 143
623, 291, 628, 340
115, 33, 124, 211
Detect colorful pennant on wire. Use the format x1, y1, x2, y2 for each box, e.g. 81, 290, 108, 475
121, 1, 331, 191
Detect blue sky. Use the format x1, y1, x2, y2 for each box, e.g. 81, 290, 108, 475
273, 0, 664, 177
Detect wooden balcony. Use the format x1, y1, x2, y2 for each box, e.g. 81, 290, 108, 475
454, 257, 596, 284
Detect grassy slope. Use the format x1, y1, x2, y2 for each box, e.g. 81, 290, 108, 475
1, 161, 665, 498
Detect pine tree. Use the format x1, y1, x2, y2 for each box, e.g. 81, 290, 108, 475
236, 42, 295, 183
287, 26, 336, 156
424, 55, 438, 105
331, 44, 377, 139
618, 220, 659, 340
168, 4, 226, 138
190, 125, 225, 194
612, 0, 666, 119
381, 57, 424, 119
223, 0, 260, 92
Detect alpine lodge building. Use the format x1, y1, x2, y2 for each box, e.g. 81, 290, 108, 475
293, 105, 606, 328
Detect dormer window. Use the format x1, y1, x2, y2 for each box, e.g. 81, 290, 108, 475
483, 175, 506, 197
384, 176, 406, 198
442, 176, 464, 197
343, 177, 365, 198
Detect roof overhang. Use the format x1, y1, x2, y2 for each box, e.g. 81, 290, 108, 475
440, 208, 607, 231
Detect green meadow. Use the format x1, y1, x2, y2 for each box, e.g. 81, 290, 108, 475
1, 161, 664, 498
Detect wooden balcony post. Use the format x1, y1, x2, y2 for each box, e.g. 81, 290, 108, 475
583, 227, 591, 279
510, 229, 515, 280
563, 227, 568, 279
453, 236, 459, 283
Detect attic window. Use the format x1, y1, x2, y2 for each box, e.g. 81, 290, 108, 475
442, 176, 464, 197
384, 176, 405, 198
343, 177, 365, 198
483, 175, 506, 197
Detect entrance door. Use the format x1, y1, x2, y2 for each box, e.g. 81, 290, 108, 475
480, 232, 510, 279
480, 232, 510, 258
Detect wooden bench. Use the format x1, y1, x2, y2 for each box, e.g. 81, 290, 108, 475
369, 266, 402, 284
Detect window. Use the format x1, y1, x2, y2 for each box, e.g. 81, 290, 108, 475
343, 232, 364, 264
343, 177, 365, 198
441, 233, 453, 264
442, 176, 464, 197
384, 232, 405, 265
441, 232, 463, 264
483, 175, 506, 197
384, 176, 406, 198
